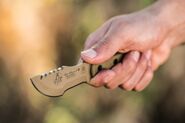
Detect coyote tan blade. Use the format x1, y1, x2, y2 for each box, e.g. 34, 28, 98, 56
31, 63, 90, 97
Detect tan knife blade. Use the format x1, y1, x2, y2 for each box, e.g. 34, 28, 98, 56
31, 63, 91, 97
30, 53, 124, 97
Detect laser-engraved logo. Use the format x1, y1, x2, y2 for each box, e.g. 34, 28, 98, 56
54, 72, 62, 85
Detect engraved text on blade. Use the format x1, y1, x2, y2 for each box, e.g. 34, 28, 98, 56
54, 66, 86, 85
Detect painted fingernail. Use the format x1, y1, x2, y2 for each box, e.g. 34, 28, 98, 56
103, 71, 115, 83
130, 51, 140, 62
81, 49, 97, 59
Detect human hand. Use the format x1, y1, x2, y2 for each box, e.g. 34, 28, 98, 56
81, 0, 185, 91
80, 11, 168, 91
81, 43, 171, 92
81, 11, 168, 63
88, 50, 154, 91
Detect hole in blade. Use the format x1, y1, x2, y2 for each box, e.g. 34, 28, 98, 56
98, 65, 103, 72
113, 59, 118, 65
40, 75, 43, 80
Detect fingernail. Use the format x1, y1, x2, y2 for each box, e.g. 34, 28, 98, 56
145, 50, 152, 60
130, 51, 140, 62
81, 49, 97, 59
103, 71, 115, 83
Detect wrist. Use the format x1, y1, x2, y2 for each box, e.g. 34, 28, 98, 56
157, 0, 185, 28
148, 0, 185, 48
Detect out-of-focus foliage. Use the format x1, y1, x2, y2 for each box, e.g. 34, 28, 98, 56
0, 0, 184, 123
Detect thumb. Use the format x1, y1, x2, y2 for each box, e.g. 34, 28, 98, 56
81, 36, 121, 64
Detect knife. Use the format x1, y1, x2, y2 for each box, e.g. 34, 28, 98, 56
30, 53, 124, 97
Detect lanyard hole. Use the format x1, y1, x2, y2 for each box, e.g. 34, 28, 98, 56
98, 65, 103, 72
113, 59, 118, 65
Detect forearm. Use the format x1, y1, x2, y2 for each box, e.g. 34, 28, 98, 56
148, 0, 185, 47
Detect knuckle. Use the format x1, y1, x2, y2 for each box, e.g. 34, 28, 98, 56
95, 37, 112, 50
111, 15, 123, 24
122, 83, 132, 91
139, 58, 148, 70
122, 58, 136, 74
106, 82, 117, 90
109, 16, 119, 22
101, 36, 112, 45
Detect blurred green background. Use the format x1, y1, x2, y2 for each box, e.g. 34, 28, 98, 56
0, 0, 185, 123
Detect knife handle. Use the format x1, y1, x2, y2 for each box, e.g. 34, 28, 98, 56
90, 53, 124, 78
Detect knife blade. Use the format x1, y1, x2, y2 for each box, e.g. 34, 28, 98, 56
30, 53, 124, 97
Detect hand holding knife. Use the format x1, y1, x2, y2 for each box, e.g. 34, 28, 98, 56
30, 53, 124, 97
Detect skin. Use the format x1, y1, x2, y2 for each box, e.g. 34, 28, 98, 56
81, 0, 185, 91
